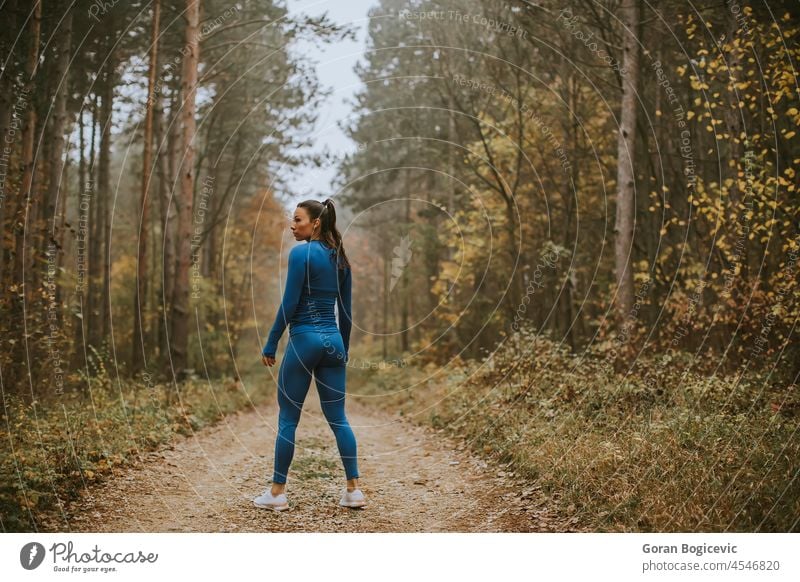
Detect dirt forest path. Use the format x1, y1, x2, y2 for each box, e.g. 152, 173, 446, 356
56, 391, 579, 533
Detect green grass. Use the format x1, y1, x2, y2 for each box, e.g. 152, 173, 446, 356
291, 454, 339, 481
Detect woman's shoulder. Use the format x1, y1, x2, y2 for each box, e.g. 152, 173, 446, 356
288, 243, 311, 264
306, 240, 350, 271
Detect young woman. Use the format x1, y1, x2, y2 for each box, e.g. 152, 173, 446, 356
253, 198, 366, 512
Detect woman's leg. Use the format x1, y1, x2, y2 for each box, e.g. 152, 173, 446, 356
315, 333, 359, 486
272, 334, 317, 494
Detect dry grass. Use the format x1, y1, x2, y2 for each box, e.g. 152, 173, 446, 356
348, 332, 799, 532
1, 362, 271, 532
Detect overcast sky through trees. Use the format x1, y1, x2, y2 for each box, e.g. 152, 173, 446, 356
284, 0, 375, 206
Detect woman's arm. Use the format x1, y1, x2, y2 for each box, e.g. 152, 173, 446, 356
337, 266, 352, 358
262, 246, 307, 357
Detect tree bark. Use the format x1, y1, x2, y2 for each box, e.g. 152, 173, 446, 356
55, 145, 70, 308
44, 6, 73, 238
723, 9, 748, 282
87, 92, 101, 351
5, 0, 40, 391
382, 241, 389, 360
401, 186, 410, 353
12, 0, 41, 299
170, 0, 200, 379
613, 0, 640, 329
158, 89, 179, 367
133, 0, 161, 375
70, 106, 89, 371
91, 39, 116, 349
0, 0, 19, 285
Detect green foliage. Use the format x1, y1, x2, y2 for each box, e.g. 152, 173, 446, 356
339, 0, 800, 375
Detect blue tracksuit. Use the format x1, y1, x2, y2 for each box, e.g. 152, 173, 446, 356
262, 240, 358, 484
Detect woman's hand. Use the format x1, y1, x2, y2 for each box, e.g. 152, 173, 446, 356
262, 355, 276, 367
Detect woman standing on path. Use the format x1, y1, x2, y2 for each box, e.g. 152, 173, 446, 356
254, 199, 366, 512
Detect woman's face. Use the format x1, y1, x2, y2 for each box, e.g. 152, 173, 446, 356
290, 206, 319, 241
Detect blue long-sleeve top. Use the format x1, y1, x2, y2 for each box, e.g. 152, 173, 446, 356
262, 240, 352, 358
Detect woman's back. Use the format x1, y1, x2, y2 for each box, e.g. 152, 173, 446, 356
301, 240, 346, 297
262, 240, 352, 358
292, 240, 346, 332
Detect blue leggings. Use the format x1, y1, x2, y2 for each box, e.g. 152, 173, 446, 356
272, 331, 359, 484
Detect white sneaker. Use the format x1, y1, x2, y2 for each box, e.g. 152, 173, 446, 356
253, 489, 289, 511
340, 488, 367, 508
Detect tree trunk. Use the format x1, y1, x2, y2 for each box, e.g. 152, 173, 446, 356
421, 172, 440, 317
158, 89, 179, 367
382, 241, 389, 360
87, 92, 101, 351
12, 0, 41, 300
71, 106, 88, 371
133, 0, 161, 375
92, 41, 116, 350
0, 92, 12, 284
613, 0, 640, 329
6, 0, 40, 391
445, 88, 456, 266
400, 178, 410, 353
170, 0, 200, 380
723, 9, 748, 283
55, 146, 70, 308
44, 6, 73, 239
0, 0, 18, 285
149, 159, 160, 353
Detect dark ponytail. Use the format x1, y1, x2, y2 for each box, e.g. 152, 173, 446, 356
297, 198, 351, 270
